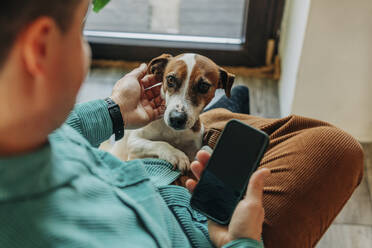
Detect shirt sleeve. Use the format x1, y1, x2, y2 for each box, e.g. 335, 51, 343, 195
222, 238, 264, 248
65, 99, 113, 147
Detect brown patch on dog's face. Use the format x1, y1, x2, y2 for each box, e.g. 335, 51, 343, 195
163, 59, 188, 95
147, 53, 172, 82
187, 55, 220, 108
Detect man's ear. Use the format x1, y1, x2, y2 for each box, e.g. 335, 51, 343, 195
218, 67, 235, 97
147, 54, 172, 81
22, 17, 56, 76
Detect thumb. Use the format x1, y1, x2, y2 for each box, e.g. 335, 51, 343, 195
128, 63, 147, 79
244, 168, 270, 203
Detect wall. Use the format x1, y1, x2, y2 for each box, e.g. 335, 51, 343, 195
279, 0, 372, 142
278, 0, 311, 117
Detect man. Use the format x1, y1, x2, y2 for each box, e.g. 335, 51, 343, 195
0, 1, 363, 247
0, 0, 268, 247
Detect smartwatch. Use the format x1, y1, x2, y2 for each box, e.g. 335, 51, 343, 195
104, 97, 124, 141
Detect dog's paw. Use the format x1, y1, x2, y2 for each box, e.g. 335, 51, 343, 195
158, 148, 190, 172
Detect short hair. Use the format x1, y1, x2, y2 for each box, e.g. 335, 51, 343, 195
0, 0, 80, 69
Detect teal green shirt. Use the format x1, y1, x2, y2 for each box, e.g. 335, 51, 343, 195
0, 100, 263, 248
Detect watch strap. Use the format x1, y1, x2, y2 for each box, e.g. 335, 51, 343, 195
104, 97, 124, 141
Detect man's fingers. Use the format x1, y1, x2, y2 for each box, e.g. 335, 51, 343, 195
187, 150, 211, 189
244, 168, 271, 203
153, 106, 165, 120
157, 104, 165, 113
196, 150, 211, 165
188, 150, 210, 180
190, 161, 205, 180
154, 96, 164, 107
185, 179, 197, 192
141, 101, 165, 121
144, 87, 162, 101
144, 90, 154, 100
141, 74, 160, 89
151, 85, 161, 97
128, 63, 147, 79
158, 105, 165, 116
146, 97, 164, 111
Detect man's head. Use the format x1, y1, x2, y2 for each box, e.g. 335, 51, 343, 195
0, 0, 91, 154
0, 1, 80, 68
147, 53, 235, 131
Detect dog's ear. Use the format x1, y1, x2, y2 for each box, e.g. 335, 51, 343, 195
147, 54, 173, 81
218, 67, 235, 97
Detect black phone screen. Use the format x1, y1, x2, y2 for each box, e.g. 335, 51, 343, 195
190, 119, 269, 224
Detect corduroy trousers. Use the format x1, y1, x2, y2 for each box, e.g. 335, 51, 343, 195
198, 109, 364, 248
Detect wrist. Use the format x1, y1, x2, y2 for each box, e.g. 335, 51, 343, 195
222, 238, 263, 248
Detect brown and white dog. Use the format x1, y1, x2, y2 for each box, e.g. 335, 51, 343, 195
110, 53, 235, 172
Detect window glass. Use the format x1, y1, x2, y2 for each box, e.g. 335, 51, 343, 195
85, 0, 247, 41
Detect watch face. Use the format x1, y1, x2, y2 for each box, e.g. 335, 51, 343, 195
105, 97, 117, 108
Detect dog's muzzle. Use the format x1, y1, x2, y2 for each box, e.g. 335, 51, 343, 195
168, 110, 187, 130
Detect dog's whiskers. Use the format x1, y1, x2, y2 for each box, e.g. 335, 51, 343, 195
144, 82, 162, 91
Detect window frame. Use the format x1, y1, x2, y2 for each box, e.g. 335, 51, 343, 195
84, 0, 285, 67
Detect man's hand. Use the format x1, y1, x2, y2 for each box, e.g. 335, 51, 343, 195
186, 150, 270, 248
111, 63, 165, 129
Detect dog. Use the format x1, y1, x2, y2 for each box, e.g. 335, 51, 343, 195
110, 53, 235, 172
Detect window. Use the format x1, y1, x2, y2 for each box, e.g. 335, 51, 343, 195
84, 0, 285, 67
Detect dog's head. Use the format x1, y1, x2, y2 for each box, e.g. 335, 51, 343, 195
147, 53, 235, 131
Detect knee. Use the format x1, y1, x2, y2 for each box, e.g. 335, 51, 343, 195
306, 126, 364, 186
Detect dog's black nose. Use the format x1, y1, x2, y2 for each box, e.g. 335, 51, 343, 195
169, 110, 187, 130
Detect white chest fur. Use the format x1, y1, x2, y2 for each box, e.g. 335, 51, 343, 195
110, 119, 204, 169
137, 119, 203, 160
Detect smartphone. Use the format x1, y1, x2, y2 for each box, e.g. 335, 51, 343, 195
190, 119, 269, 225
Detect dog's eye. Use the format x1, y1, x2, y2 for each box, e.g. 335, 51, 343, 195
166, 75, 177, 88
198, 81, 211, 94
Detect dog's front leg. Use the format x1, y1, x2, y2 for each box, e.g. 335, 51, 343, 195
110, 128, 191, 171
127, 136, 190, 172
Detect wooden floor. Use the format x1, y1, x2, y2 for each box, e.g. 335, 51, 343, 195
317, 143, 372, 248
79, 67, 372, 247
